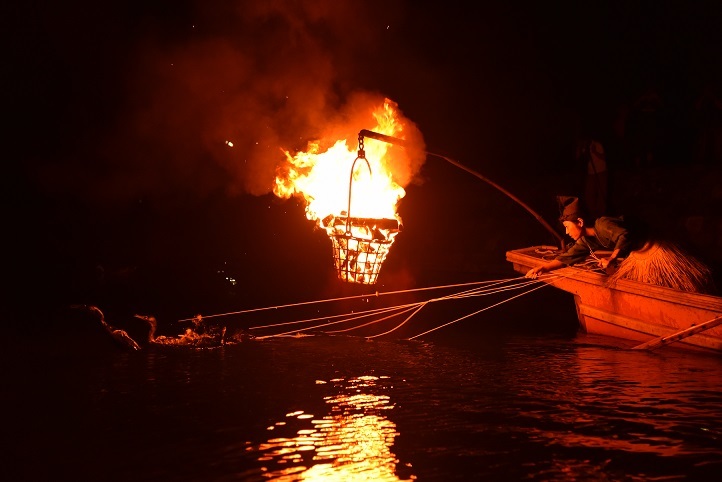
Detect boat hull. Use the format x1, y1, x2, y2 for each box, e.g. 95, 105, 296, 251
506, 246, 722, 353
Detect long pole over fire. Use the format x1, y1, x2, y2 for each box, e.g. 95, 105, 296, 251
358, 129, 565, 250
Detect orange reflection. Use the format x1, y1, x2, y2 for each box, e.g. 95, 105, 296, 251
525, 336, 722, 461
253, 375, 414, 480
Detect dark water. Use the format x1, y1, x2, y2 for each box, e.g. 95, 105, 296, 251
5, 310, 722, 482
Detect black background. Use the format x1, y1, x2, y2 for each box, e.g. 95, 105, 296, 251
5, 1, 722, 326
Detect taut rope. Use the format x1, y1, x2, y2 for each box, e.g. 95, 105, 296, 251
184, 276, 560, 340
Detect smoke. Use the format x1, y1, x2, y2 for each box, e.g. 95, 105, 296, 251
34, 0, 423, 207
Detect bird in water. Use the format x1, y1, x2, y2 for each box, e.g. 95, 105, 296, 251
134, 313, 230, 347
71, 305, 254, 349
133, 314, 158, 343
71, 304, 142, 351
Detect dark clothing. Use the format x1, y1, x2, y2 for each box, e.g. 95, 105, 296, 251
556, 217, 633, 266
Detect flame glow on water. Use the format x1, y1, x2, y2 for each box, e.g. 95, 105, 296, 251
250, 375, 413, 481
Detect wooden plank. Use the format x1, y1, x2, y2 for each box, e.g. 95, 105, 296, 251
631, 315, 722, 351
577, 303, 671, 337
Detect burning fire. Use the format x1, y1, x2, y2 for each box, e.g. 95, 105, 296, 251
273, 98, 412, 284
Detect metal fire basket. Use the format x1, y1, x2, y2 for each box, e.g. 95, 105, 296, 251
327, 135, 401, 284
326, 216, 401, 285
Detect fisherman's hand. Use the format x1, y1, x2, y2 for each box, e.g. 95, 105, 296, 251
525, 266, 545, 279
599, 257, 619, 275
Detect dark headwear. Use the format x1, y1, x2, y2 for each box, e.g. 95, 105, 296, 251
557, 196, 585, 222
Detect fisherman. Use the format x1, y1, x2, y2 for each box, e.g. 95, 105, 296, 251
525, 196, 639, 279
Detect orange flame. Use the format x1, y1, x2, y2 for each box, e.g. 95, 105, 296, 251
273, 99, 410, 284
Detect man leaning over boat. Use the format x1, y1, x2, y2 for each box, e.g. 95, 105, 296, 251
525, 196, 640, 279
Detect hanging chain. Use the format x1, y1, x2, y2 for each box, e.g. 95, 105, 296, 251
346, 134, 371, 234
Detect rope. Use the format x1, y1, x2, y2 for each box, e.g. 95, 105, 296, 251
361, 278, 548, 339
250, 302, 418, 332
327, 304, 423, 334
176, 273, 573, 341
177, 278, 526, 323
250, 276, 558, 340
249, 280, 524, 338
254, 303, 421, 339
406, 280, 553, 339
366, 303, 429, 338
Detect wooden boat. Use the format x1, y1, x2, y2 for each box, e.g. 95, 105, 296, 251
353, 130, 722, 352
506, 246, 722, 354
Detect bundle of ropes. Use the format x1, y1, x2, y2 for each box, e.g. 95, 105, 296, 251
608, 240, 716, 294
178, 277, 557, 341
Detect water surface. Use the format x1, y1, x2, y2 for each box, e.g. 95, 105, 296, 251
5, 322, 722, 481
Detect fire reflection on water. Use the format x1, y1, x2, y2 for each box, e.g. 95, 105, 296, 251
251, 375, 413, 480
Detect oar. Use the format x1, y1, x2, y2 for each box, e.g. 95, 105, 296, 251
631, 314, 722, 351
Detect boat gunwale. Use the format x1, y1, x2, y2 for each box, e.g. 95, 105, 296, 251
506, 246, 722, 312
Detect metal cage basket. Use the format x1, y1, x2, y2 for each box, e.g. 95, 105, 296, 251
329, 218, 400, 284
326, 142, 402, 284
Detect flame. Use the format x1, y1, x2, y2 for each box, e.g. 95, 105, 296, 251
274, 99, 410, 284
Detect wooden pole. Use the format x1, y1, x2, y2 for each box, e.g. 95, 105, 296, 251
358, 129, 566, 250
631, 315, 722, 351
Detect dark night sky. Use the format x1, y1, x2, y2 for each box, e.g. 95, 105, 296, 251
5, 1, 722, 322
